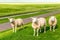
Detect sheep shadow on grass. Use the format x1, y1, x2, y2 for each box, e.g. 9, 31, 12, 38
55, 24, 58, 29
39, 26, 50, 33
18, 25, 28, 31
39, 25, 58, 34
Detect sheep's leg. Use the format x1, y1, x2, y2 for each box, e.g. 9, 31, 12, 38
12, 26, 14, 32
21, 23, 24, 27
44, 26, 46, 33
11, 24, 14, 32
33, 29, 35, 36
15, 26, 17, 33
37, 29, 39, 36
53, 26, 55, 32
50, 26, 52, 31
40, 27, 41, 32
15, 24, 17, 33
13, 27, 15, 32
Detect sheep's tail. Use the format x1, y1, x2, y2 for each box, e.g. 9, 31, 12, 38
22, 23, 24, 26
21, 22, 24, 27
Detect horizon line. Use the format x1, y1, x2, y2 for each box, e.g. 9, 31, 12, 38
0, 2, 60, 4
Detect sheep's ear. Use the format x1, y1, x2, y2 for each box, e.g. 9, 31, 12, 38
8, 17, 11, 19
30, 17, 34, 19
8, 17, 10, 19
37, 19, 39, 20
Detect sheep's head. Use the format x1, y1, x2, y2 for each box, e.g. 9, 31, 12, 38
50, 16, 55, 22
8, 17, 14, 23
31, 17, 37, 23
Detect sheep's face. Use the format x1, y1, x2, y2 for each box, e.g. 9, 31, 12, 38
32, 18, 37, 23
51, 16, 55, 22
8, 18, 14, 23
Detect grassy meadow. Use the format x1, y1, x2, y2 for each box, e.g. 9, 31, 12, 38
0, 4, 60, 40
0, 4, 60, 17
0, 8, 59, 24
0, 4, 60, 23
0, 14, 60, 40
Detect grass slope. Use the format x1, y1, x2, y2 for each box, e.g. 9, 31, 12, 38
0, 8, 58, 24
0, 14, 60, 40
0, 4, 60, 17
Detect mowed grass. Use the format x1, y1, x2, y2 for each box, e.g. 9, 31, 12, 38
0, 4, 60, 17
0, 14, 60, 40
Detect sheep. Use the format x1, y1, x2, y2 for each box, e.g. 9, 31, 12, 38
49, 16, 57, 32
38, 17, 46, 33
8, 17, 24, 33
31, 17, 40, 36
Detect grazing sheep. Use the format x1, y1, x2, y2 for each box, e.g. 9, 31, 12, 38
31, 17, 40, 36
8, 17, 24, 33
38, 17, 46, 33
49, 16, 57, 32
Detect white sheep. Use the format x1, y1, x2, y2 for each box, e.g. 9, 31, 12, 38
38, 17, 46, 33
31, 17, 40, 36
49, 16, 57, 32
8, 17, 24, 33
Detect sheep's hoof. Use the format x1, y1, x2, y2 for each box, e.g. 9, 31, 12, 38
53, 30, 55, 32
13, 30, 15, 33
37, 35, 38, 36
14, 31, 16, 33
44, 31, 46, 33
15, 32, 16, 33
33, 34, 35, 36
50, 30, 52, 31
40, 31, 41, 32
13, 31, 14, 33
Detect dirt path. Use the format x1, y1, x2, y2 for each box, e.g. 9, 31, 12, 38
0, 10, 60, 32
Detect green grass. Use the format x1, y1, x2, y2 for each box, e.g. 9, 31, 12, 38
0, 4, 60, 17
0, 8, 58, 24
0, 14, 60, 40
0, 4, 60, 24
